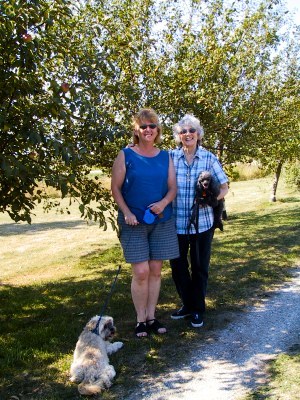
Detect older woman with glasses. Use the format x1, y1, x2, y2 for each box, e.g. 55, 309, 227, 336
170, 114, 229, 328
111, 108, 179, 338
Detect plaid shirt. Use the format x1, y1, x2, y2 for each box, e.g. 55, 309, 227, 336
170, 146, 228, 234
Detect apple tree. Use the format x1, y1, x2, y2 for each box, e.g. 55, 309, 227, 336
254, 37, 300, 200
0, 0, 148, 226
147, 0, 295, 164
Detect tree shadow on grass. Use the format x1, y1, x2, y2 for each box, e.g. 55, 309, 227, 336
0, 220, 88, 237
0, 369, 82, 400
209, 206, 299, 308
0, 206, 299, 399
0, 269, 134, 400
278, 196, 300, 203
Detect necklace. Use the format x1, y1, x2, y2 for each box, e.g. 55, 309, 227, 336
184, 149, 195, 165
183, 148, 196, 181
186, 168, 191, 182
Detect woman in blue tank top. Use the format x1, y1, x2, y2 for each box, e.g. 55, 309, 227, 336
111, 108, 179, 338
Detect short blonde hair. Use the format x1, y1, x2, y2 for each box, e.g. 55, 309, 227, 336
173, 114, 204, 146
132, 108, 162, 145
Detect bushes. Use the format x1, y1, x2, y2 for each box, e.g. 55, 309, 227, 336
284, 161, 300, 189
229, 162, 269, 181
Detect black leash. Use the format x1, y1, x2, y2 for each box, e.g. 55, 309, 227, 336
91, 265, 121, 335
90, 219, 136, 335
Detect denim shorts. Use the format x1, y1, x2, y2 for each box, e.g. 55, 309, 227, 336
117, 212, 179, 264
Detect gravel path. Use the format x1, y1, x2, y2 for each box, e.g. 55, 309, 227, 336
128, 267, 300, 400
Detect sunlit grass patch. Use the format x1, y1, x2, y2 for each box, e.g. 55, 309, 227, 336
231, 162, 270, 181
244, 350, 300, 400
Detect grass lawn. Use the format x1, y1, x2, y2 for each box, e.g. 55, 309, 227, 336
0, 176, 299, 399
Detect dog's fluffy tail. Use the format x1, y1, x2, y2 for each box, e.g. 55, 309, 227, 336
78, 382, 102, 395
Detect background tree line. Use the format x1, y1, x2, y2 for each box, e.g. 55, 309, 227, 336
0, 0, 299, 226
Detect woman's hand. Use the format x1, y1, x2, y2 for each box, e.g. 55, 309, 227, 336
148, 200, 167, 217
124, 212, 139, 226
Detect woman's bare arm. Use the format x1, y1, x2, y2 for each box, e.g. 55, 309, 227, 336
111, 151, 139, 225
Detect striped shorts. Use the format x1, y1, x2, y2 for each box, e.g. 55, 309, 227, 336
117, 213, 179, 264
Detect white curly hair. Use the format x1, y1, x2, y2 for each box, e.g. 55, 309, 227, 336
173, 114, 204, 146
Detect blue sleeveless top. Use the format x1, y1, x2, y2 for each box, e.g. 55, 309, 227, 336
121, 148, 173, 223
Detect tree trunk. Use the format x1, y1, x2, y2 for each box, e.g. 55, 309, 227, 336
216, 141, 224, 165
270, 161, 283, 202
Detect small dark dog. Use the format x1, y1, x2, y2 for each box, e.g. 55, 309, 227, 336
189, 170, 224, 231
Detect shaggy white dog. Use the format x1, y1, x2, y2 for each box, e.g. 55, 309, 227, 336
70, 315, 123, 396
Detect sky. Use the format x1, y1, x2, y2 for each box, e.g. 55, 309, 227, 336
285, 0, 300, 24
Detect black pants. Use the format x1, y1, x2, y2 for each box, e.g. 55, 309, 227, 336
170, 229, 214, 315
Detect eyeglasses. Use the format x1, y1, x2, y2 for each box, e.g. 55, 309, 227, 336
180, 128, 197, 134
139, 123, 157, 130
